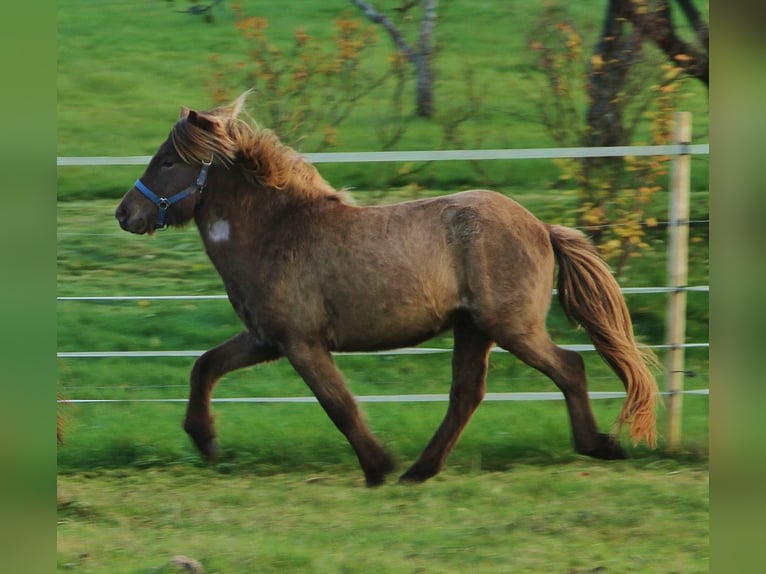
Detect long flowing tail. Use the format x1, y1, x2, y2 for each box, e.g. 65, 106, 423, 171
547, 224, 659, 447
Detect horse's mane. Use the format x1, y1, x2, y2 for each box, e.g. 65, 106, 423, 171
170, 91, 340, 199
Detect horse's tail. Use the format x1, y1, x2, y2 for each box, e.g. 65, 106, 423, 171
547, 224, 659, 447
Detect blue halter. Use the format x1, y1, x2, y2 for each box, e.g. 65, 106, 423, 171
134, 160, 212, 229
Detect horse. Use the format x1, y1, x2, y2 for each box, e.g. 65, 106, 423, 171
115, 92, 658, 486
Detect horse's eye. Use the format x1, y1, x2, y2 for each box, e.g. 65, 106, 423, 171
161, 160, 174, 168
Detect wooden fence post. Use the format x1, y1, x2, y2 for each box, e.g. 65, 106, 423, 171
665, 111, 692, 451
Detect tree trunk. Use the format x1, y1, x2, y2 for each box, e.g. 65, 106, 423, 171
413, 53, 434, 117
582, 0, 643, 242
585, 0, 643, 148
351, 0, 437, 118
414, 0, 437, 117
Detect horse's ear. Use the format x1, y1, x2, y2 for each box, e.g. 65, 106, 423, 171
186, 109, 216, 132
179, 106, 191, 119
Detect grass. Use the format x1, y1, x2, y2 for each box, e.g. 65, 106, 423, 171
58, 462, 709, 573
57, 396, 709, 473
56, 0, 709, 198
57, 2, 708, 571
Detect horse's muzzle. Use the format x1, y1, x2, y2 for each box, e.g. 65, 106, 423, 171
115, 201, 150, 235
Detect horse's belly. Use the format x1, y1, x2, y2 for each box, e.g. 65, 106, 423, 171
332, 320, 454, 353
327, 294, 458, 352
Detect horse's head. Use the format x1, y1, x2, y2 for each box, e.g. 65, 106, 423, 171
115, 108, 216, 235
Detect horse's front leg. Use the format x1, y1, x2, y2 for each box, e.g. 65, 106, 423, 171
184, 331, 280, 462
286, 342, 396, 486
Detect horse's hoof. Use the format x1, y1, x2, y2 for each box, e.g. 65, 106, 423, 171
364, 455, 396, 487
397, 464, 435, 485
365, 473, 387, 487
190, 435, 219, 463
585, 433, 627, 460
201, 439, 220, 463
397, 474, 425, 485
202, 438, 218, 464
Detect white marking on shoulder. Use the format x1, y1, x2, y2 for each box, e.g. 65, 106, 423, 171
208, 219, 230, 242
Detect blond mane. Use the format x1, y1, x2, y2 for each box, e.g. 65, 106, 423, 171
170, 92, 339, 199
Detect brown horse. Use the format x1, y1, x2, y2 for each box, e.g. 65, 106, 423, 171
115, 93, 658, 486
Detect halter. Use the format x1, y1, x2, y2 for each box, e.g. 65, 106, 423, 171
134, 160, 212, 229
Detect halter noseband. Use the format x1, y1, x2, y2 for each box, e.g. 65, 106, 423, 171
134, 160, 212, 229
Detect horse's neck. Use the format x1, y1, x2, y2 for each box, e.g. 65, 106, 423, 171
194, 179, 305, 247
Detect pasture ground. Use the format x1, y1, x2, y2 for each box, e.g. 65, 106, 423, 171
57, 392, 709, 572
58, 459, 709, 573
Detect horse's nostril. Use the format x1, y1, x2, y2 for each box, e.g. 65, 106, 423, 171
115, 204, 128, 224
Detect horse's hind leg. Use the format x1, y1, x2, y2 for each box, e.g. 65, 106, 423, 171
400, 314, 492, 483
497, 328, 626, 459
286, 342, 395, 487
184, 331, 281, 462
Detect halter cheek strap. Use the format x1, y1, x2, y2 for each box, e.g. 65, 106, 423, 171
134, 160, 212, 229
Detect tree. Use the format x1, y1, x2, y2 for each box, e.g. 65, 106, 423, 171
205, 3, 483, 185
207, 9, 385, 150
528, 3, 697, 275
622, 0, 709, 87
173, 0, 224, 23
581, 1, 707, 265
586, 0, 708, 148
586, 0, 644, 149
351, 0, 438, 118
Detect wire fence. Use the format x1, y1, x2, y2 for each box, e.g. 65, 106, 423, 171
56, 143, 709, 167
57, 285, 710, 401
60, 389, 709, 405
56, 285, 709, 302
57, 286, 709, 359
58, 142, 710, 405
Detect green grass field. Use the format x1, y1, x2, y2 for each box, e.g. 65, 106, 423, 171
58, 460, 709, 573
57, 0, 709, 198
57, 1, 708, 572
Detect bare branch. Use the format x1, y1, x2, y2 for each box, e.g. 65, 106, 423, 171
624, 0, 708, 86
352, 0, 437, 117
350, 0, 413, 59
675, 0, 708, 50
417, 0, 437, 57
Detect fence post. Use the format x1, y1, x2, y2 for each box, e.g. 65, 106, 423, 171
665, 112, 692, 451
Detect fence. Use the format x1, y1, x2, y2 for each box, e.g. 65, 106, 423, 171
57, 143, 709, 166
57, 114, 709, 445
